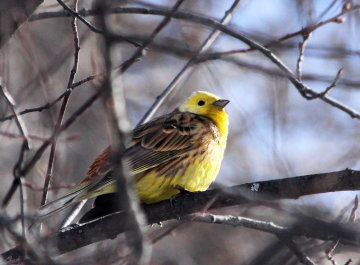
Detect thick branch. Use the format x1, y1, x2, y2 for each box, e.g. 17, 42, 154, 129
3, 169, 360, 261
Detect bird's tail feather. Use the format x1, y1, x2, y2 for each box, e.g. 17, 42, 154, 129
38, 193, 78, 219
37, 182, 91, 219
37, 177, 105, 219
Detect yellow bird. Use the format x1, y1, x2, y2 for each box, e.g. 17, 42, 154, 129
39, 91, 229, 218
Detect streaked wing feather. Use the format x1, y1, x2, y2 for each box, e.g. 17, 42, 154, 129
124, 111, 207, 174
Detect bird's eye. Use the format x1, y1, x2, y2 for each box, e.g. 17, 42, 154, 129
198, 100, 205, 106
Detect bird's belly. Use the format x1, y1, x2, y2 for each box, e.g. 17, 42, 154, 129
135, 145, 223, 204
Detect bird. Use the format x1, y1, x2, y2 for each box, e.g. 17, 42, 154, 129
38, 91, 229, 220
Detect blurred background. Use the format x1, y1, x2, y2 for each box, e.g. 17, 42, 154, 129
1, 0, 360, 264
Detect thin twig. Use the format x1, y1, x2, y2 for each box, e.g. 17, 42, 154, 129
99, 5, 360, 118
137, 0, 241, 125
190, 214, 315, 265
29, 4, 360, 52
19, 179, 25, 239
2, 49, 147, 201
0, 84, 31, 213
318, 0, 338, 20
55, 0, 139, 47
0, 130, 79, 142
3, 3, 360, 122
296, 32, 311, 81
109, 33, 360, 120
0, 72, 102, 122
41, 0, 80, 208
2, 90, 103, 207
0, 84, 31, 148
316, 68, 343, 98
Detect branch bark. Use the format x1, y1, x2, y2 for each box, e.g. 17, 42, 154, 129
2, 169, 360, 262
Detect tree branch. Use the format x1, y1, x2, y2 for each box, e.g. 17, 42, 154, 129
3, 169, 360, 261
137, 0, 241, 125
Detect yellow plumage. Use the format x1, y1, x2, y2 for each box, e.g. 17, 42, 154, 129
39, 91, 229, 216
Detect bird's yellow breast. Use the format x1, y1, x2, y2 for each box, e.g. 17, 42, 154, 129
135, 138, 224, 204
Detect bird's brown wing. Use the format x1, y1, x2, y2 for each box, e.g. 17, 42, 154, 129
125, 110, 213, 175
85, 110, 215, 182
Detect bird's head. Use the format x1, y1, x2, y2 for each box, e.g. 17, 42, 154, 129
179, 91, 229, 137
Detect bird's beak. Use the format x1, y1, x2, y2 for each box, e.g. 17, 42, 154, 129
212, 99, 230, 108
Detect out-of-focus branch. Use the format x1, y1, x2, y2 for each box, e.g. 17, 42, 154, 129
0, 0, 43, 49
1, 38, 359, 124
191, 214, 315, 265
0, 73, 101, 122
0, 131, 79, 142
0, 83, 32, 235
3, 168, 360, 259
137, 0, 241, 125
0, 84, 31, 212
96, 0, 186, 262
1, 90, 102, 207
29, 4, 360, 54
0, 84, 30, 148
55, 0, 139, 47
103, 7, 360, 119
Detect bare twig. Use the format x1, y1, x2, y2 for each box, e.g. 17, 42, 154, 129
315, 68, 344, 98
296, 32, 311, 81
55, 0, 139, 47
29, 4, 360, 53
0, 84, 31, 214
3, 2, 360, 123
318, 0, 338, 20
2, 90, 103, 207
99, 6, 360, 119
1, 46, 357, 123
0, 72, 102, 122
191, 214, 317, 265
19, 179, 25, 238
137, 0, 241, 125
270, 2, 352, 47
0, 130, 79, 142
0, 84, 31, 148
41, 0, 80, 208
